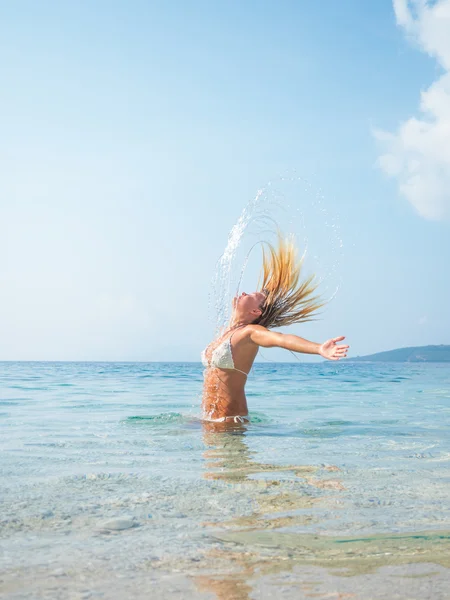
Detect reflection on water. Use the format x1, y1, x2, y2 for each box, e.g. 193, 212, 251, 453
202, 420, 319, 485
196, 421, 342, 599
195, 422, 450, 600
196, 575, 252, 600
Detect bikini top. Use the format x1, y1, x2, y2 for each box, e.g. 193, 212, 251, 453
201, 330, 249, 377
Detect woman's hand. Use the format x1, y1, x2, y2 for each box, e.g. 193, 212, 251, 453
319, 336, 349, 361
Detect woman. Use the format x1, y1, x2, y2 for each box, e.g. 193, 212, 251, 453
201, 235, 349, 423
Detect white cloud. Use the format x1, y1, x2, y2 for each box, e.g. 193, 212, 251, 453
376, 0, 450, 220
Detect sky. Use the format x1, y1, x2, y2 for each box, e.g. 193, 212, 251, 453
1, 0, 449, 361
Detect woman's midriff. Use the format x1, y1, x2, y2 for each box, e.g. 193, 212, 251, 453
202, 368, 248, 420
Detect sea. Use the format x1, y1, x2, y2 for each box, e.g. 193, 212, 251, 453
1, 360, 449, 599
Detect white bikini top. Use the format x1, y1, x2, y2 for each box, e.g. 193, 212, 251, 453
201, 330, 248, 377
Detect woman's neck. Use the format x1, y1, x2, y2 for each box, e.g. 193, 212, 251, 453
229, 315, 252, 329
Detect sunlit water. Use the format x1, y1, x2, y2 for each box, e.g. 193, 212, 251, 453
1, 361, 450, 599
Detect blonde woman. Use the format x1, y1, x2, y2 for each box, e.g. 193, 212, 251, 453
201, 236, 349, 423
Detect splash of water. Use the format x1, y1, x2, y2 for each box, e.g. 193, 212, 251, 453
209, 176, 344, 336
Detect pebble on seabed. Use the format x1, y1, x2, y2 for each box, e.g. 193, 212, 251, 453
97, 518, 139, 531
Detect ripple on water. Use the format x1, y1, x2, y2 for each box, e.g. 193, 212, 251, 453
124, 412, 187, 425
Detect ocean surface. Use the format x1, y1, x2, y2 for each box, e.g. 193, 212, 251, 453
1, 361, 450, 599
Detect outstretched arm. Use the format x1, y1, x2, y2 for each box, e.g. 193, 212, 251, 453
248, 325, 349, 361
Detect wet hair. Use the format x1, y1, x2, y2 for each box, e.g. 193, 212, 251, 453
254, 234, 324, 329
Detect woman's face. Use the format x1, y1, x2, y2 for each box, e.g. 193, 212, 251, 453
233, 291, 266, 316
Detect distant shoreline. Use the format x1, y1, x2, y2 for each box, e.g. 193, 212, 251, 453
348, 344, 450, 363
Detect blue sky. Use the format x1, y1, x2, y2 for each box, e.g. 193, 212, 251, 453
1, 0, 449, 361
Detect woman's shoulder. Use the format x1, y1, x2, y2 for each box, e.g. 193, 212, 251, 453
241, 324, 269, 340
245, 324, 269, 333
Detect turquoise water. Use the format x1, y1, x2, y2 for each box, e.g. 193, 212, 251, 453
1, 361, 450, 599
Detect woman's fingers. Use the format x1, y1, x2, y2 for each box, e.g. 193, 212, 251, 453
323, 337, 349, 360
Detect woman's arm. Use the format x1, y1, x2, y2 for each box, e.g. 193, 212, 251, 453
247, 325, 349, 361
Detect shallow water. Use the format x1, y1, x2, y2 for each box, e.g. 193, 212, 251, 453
1, 361, 450, 599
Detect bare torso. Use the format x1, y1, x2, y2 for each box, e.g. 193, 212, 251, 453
201, 308, 348, 420
201, 326, 259, 420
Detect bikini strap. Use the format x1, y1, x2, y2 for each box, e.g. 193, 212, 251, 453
228, 325, 249, 376
233, 368, 249, 377
228, 323, 246, 342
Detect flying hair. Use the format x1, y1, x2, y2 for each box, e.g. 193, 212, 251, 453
254, 233, 324, 329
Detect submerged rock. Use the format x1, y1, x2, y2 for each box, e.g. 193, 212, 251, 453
98, 518, 139, 531
40, 510, 54, 519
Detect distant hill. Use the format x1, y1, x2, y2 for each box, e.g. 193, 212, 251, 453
349, 345, 450, 363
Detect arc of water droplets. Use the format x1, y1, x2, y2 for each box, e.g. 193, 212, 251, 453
209, 189, 264, 335
208, 177, 344, 336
